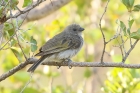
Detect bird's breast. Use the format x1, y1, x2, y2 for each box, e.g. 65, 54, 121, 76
58, 47, 82, 59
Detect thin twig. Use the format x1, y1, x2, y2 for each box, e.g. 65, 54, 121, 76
99, 0, 110, 63
116, 38, 124, 59
3, 0, 10, 11
15, 19, 27, 60
106, 26, 121, 43
128, 17, 132, 47
120, 34, 127, 54
16, 6, 23, 13
122, 40, 139, 63
20, 73, 33, 93
0, 24, 4, 48
15, 33, 27, 60
50, 77, 53, 93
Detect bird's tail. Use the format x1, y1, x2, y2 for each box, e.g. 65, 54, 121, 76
27, 56, 46, 72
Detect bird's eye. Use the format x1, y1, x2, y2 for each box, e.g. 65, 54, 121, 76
73, 28, 77, 31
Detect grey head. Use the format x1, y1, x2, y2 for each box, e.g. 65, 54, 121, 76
64, 24, 84, 35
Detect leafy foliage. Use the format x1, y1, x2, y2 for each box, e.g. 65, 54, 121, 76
30, 36, 37, 52
23, 0, 33, 7
102, 68, 140, 93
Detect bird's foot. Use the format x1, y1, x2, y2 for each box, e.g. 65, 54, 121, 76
65, 59, 72, 69
56, 62, 61, 69
56, 59, 72, 69
57, 66, 61, 69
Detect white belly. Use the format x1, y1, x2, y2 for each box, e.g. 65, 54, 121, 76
42, 48, 81, 63
58, 49, 80, 59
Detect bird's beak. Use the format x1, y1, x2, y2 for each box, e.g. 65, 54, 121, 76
79, 27, 85, 31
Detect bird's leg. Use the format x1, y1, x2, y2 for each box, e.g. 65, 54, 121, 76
56, 59, 65, 69
56, 62, 61, 69
56, 59, 72, 69
65, 58, 72, 69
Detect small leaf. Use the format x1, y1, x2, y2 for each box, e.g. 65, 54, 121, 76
116, 19, 120, 24
0, 6, 4, 16
30, 36, 37, 52
22, 0, 32, 7
4, 23, 13, 31
4, 23, 15, 37
11, 47, 22, 62
10, 0, 19, 9
127, 28, 130, 35
120, 21, 127, 36
11, 39, 17, 46
129, 0, 135, 8
133, 4, 140, 12
130, 28, 140, 39
128, 19, 134, 28
134, 4, 140, 9
122, 0, 129, 7
122, 0, 135, 11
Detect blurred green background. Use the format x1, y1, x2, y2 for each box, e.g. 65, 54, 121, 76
1, 0, 140, 93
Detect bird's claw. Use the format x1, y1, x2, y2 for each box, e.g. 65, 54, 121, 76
56, 62, 61, 69
57, 66, 61, 69
56, 59, 72, 69
67, 59, 72, 69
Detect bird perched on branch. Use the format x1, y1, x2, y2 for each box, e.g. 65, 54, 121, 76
27, 24, 84, 72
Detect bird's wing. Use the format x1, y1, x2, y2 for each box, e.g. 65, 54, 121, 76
35, 33, 82, 56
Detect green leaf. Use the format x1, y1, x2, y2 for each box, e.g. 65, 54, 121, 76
122, 0, 135, 11
120, 21, 127, 36
128, 19, 134, 29
10, 0, 19, 9
0, 6, 4, 16
4, 23, 15, 37
129, 0, 135, 8
22, 0, 32, 7
4, 23, 13, 31
133, 4, 140, 12
127, 28, 130, 35
30, 36, 37, 52
134, 4, 140, 9
130, 28, 140, 39
11, 47, 22, 62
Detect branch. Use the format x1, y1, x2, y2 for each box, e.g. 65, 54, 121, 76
0, 24, 4, 47
6, 0, 72, 24
1, 57, 140, 82
99, 0, 110, 63
122, 39, 139, 62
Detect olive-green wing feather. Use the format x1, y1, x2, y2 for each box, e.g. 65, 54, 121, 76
35, 33, 82, 56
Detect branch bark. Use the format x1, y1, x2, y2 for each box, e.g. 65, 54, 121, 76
7, 0, 72, 24
0, 24, 4, 47
1, 57, 140, 82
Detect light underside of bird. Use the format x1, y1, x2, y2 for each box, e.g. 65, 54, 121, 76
42, 48, 82, 63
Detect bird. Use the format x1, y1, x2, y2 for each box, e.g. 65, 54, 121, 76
27, 24, 84, 72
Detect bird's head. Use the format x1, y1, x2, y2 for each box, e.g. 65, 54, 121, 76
64, 24, 84, 35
